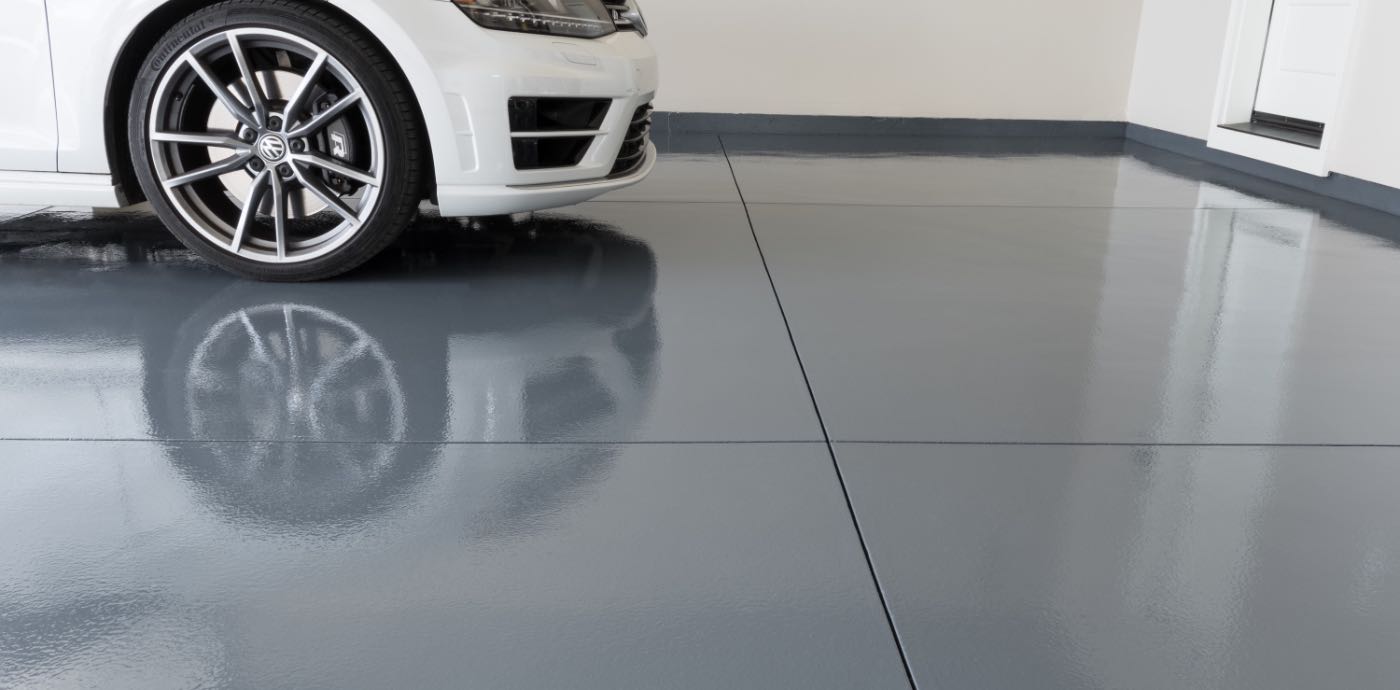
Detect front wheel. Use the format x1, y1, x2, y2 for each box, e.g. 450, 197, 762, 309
130, 0, 425, 281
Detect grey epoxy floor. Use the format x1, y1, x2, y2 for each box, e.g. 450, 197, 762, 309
4, 134, 1400, 689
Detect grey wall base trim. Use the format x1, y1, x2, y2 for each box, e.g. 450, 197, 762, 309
652, 111, 1400, 217
654, 112, 1127, 139
1124, 124, 1400, 217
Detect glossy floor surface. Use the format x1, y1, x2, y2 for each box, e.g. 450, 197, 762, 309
4, 134, 1400, 688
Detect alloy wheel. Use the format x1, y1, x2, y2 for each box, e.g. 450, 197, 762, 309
147, 29, 386, 264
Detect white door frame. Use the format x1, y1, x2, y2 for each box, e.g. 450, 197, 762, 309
1206, 0, 1367, 177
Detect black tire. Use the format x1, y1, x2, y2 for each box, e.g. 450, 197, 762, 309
129, 0, 425, 281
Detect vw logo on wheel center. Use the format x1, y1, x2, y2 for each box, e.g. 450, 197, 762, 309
257, 135, 288, 162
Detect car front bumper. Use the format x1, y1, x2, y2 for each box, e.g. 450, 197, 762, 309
405, 2, 659, 216
438, 142, 656, 216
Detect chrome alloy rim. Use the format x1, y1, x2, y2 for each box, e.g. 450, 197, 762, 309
149, 29, 385, 264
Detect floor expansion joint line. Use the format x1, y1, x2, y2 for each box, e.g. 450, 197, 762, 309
834, 441, 1400, 449
589, 199, 740, 205
0, 438, 831, 446
742, 201, 1290, 211
718, 134, 920, 690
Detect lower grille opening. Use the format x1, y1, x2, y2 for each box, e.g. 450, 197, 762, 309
509, 97, 612, 171
610, 104, 653, 178
513, 137, 594, 170
509, 97, 611, 132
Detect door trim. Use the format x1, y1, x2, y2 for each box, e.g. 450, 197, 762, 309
1207, 0, 1367, 176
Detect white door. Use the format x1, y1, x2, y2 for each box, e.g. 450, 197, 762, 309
1253, 0, 1358, 124
0, 0, 58, 172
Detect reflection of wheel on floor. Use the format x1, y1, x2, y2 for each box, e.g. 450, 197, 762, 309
129, 0, 424, 281
148, 284, 448, 529
184, 303, 406, 442
148, 280, 451, 443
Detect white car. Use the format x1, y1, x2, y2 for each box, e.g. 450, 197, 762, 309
0, 0, 657, 280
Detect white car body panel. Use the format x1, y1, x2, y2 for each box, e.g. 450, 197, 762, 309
0, 0, 658, 214
0, 0, 59, 173
0, 171, 121, 207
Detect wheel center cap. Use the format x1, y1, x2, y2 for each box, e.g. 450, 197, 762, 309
257, 134, 288, 162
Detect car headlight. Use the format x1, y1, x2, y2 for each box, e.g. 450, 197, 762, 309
453, 0, 617, 39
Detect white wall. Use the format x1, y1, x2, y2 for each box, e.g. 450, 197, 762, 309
645, 0, 1397, 191
1127, 0, 1400, 189
1327, 0, 1400, 189
645, 0, 1145, 121
1124, 0, 1229, 140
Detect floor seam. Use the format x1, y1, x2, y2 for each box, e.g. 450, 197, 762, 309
587, 199, 740, 205
718, 134, 920, 690
0, 438, 829, 445
833, 441, 1400, 448
742, 202, 1289, 211
8, 439, 1400, 448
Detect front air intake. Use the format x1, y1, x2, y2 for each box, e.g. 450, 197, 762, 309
610, 103, 653, 178
512, 137, 595, 171
509, 97, 611, 170
509, 98, 611, 133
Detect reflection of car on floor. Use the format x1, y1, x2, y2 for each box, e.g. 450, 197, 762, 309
0, 210, 661, 686
1, 0, 656, 280
0, 209, 659, 527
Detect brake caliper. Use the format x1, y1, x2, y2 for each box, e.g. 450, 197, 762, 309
314, 94, 355, 194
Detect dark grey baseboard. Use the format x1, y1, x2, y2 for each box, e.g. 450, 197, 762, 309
654, 111, 1400, 217
654, 112, 1127, 139
1123, 124, 1400, 217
